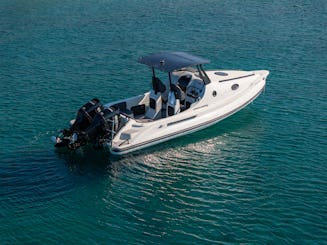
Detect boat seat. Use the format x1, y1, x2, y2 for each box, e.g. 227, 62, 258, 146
166, 91, 180, 117
171, 83, 186, 107
152, 76, 166, 94
146, 90, 162, 119
177, 74, 192, 91
153, 76, 168, 103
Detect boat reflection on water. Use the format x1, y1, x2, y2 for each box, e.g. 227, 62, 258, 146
54, 146, 116, 176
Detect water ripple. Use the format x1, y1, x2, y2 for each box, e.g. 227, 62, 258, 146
1, 0, 327, 243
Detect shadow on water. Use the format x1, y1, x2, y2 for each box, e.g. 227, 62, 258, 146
54, 146, 122, 177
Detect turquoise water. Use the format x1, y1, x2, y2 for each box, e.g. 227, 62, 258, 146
1, 0, 326, 243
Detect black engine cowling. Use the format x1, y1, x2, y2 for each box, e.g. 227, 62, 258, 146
82, 107, 121, 143
71, 98, 103, 132
54, 98, 121, 150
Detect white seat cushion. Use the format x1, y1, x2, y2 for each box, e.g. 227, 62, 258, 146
146, 90, 162, 119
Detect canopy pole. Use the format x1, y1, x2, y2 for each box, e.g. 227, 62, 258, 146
200, 64, 211, 84
196, 65, 204, 79
197, 65, 211, 85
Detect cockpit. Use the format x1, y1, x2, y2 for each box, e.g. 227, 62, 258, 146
111, 52, 210, 121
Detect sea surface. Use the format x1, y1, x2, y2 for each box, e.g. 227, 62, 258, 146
0, 0, 326, 243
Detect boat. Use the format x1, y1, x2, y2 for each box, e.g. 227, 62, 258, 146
52, 51, 269, 155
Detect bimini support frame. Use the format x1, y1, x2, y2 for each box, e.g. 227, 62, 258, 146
196, 64, 211, 85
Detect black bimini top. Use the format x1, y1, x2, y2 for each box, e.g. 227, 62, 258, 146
138, 51, 210, 72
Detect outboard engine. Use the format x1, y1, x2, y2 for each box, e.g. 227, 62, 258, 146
79, 107, 121, 146
53, 98, 122, 150
70, 98, 103, 132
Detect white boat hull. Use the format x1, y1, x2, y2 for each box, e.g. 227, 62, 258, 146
110, 70, 268, 155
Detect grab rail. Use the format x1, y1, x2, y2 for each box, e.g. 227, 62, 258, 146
219, 73, 255, 83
